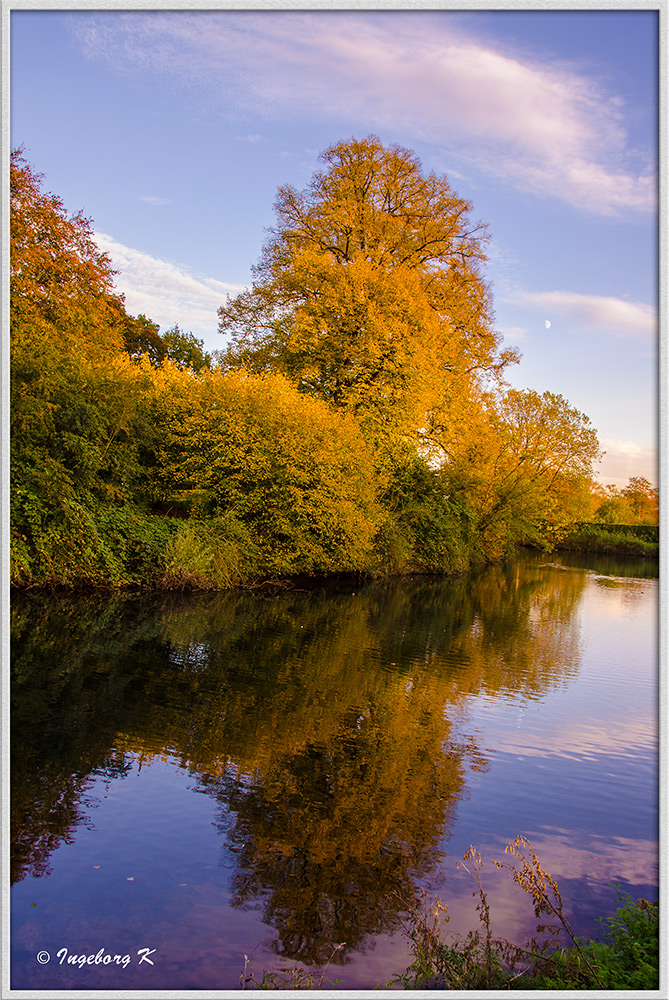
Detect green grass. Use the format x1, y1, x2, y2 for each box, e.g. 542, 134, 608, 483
557, 523, 658, 559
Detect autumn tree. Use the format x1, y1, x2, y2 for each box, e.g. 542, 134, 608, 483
594, 476, 659, 525
218, 135, 516, 441
10, 147, 125, 357
10, 150, 159, 504
10, 150, 170, 587
435, 388, 601, 554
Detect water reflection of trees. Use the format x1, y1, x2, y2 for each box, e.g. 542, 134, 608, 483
11, 557, 589, 959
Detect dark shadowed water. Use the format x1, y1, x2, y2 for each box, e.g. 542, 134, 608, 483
10, 551, 658, 991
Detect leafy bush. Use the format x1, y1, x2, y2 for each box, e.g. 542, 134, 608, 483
371, 453, 469, 575
150, 366, 384, 576
558, 524, 658, 557
10, 488, 178, 588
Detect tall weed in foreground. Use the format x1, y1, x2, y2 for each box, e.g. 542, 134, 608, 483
390, 836, 659, 991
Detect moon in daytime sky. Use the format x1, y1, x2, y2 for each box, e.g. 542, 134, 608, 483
545, 320, 551, 329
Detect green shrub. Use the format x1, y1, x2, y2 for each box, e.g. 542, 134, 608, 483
558, 524, 658, 558
372, 454, 470, 575
10, 488, 179, 588
162, 513, 261, 589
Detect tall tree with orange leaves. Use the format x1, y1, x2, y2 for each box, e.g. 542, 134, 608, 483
218, 135, 517, 444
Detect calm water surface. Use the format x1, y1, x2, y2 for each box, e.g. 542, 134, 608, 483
10, 552, 658, 990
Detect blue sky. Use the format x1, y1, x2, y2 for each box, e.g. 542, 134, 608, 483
9, 8, 660, 487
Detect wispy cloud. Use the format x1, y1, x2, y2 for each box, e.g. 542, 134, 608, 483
596, 440, 658, 487
95, 232, 246, 340
139, 194, 171, 206
508, 290, 657, 338
71, 11, 655, 216
499, 325, 528, 342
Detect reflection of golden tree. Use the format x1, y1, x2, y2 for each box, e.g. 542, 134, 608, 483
221, 684, 467, 963
11, 557, 589, 961
139, 586, 478, 962
139, 563, 588, 962
446, 558, 587, 699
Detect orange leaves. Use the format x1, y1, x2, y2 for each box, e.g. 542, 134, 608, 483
219, 136, 508, 447
10, 149, 124, 358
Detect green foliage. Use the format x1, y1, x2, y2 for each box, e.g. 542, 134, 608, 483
120, 312, 167, 365
162, 324, 211, 372
10, 488, 178, 587
595, 890, 659, 989
372, 452, 469, 575
162, 514, 260, 589
558, 524, 659, 557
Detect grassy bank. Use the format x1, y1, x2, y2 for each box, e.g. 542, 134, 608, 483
9, 490, 473, 590
556, 522, 659, 559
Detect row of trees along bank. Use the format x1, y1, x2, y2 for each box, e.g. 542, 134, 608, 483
12, 138, 622, 589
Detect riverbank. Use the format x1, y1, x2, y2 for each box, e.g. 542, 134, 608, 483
555, 522, 659, 559
9, 501, 470, 591
11, 502, 658, 591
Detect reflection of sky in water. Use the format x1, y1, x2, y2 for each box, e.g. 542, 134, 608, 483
437, 571, 657, 953
10, 560, 658, 990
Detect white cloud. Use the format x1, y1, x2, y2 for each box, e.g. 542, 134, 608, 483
95, 232, 246, 343
595, 439, 658, 488
509, 290, 657, 338
499, 325, 528, 342
139, 195, 171, 205
71, 11, 655, 216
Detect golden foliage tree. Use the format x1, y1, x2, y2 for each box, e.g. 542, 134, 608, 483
218, 136, 516, 442
149, 365, 383, 574
593, 476, 659, 526
10, 147, 124, 357
434, 388, 601, 554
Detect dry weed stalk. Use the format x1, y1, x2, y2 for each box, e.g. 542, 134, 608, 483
494, 834, 605, 988
240, 942, 345, 990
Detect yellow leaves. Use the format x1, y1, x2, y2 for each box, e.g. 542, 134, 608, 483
146, 363, 383, 574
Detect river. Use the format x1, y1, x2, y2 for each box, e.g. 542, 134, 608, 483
10, 551, 658, 991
